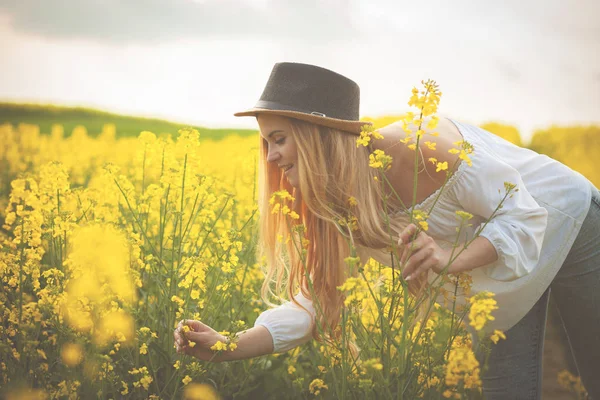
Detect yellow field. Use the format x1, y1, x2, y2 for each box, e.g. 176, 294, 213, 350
1, 105, 595, 399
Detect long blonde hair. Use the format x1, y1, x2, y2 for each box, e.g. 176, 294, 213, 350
257, 117, 426, 351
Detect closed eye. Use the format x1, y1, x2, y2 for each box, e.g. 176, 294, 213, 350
275, 137, 286, 145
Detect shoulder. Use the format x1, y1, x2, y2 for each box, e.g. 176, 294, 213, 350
376, 116, 463, 176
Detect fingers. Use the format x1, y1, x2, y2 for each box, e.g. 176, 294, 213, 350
398, 223, 419, 246
185, 319, 204, 332
174, 319, 194, 352
184, 330, 204, 342
402, 246, 433, 280
398, 229, 428, 265
174, 319, 212, 353
174, 328, 187, 353
397, 226, 437, 281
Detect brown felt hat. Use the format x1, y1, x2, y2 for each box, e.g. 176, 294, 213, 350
234, 62, 372, 134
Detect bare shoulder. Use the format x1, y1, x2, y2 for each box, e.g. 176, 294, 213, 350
419, 117, 464, 179
376, 116, 463, 170
372, 116, 465, 206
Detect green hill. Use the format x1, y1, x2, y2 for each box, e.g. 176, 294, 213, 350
0, 102, 257, 140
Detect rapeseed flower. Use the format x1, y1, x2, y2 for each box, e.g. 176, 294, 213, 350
309, 378, 328, 396
490, 329, 506, 344
468, 291, 499, 331
61, 343, 83, 367
184, 383, 220, 400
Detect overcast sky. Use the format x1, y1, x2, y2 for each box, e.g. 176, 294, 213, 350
0, 0, 598, 141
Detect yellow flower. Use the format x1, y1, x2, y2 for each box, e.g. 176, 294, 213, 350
455, 211, 473, 221
37, 349, 47, 360
344, 256, 361, 267
424, 141, 437, 150
140, 375, 153, 390
445, 345, 481, 389
504, 181, 517, 193
427, 116, 439, 129
121, 381, 129, 395
61, 343, 83, 367
309, 378, 328, 396
210, 341, 228, 351
557, 370, 588, 398
412, 209, 429, 222
436, 161, 448, 172
469, 291, 499, 331
348, 196, 358, 206
407, 79, 442, 117
338, 215, 359, 232
490, 329, 506, 344
368, 149, 393, 170
184, 383, 219, 400
288, 365, 296, 374
356, 135, 370, 147
363, 358, 383, 371
449, 140, 475, 167
356, 125, 383, 147
182, 375, 192, 385
140, 343, 148, 355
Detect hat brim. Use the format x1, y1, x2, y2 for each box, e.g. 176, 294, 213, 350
234, 108, 372, 135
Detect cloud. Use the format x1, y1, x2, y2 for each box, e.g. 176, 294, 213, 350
0, 0, 361, 43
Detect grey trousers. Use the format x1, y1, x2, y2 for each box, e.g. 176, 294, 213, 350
476, 186, 600, 400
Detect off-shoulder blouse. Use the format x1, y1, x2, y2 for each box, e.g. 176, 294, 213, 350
255, 118, 594, 353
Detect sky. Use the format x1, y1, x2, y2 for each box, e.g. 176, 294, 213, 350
0, 0, 598, 142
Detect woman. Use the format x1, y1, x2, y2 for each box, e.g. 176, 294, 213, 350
174, 62, 600, 398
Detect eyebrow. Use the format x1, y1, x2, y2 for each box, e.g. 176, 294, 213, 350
268, 130, 284, 138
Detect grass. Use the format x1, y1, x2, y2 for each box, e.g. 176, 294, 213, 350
0, 102, 258, 140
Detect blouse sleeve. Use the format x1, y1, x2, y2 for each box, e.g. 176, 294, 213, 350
253, 291, 315, 353
451, 147, 548, 280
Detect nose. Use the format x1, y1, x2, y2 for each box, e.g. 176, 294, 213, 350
266, 146, 280, 163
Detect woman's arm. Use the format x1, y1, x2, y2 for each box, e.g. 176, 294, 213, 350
397, 224, 499, 280
397, 140, 547, 281
174, 321, 274, 362
221, 325, 275, 361
445, 236, 498, 274
175, 291, 315, 361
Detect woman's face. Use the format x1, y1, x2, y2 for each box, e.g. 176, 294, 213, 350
257, 114, 299, 188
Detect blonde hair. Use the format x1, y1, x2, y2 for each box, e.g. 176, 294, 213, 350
257, 117, 427, 355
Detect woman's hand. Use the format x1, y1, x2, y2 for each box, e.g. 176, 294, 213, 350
173, 319, 229, 362
397, 223, 453, 281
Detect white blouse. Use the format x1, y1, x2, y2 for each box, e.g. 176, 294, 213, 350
254, 118, 594, 353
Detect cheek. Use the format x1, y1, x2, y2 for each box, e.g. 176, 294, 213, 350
289, 144, 299, 161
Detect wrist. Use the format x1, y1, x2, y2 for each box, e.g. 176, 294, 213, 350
434, 249, 457, 275
446, 249, 461, 274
